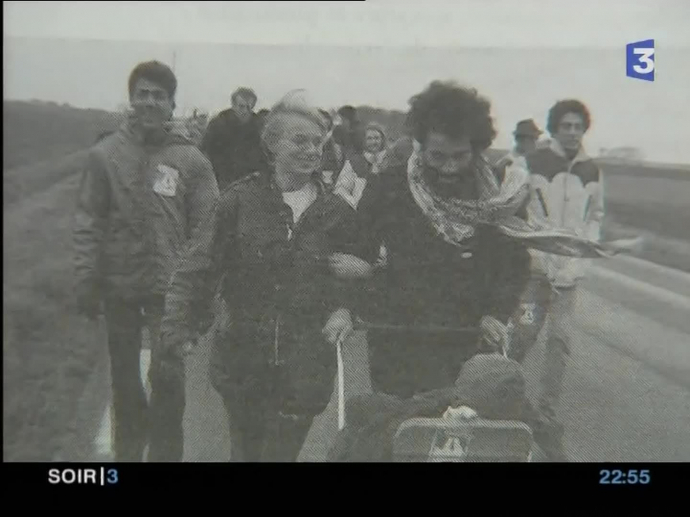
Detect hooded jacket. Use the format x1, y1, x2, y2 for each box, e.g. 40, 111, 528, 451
524, 139, 605, 287
73, 118, 219, 300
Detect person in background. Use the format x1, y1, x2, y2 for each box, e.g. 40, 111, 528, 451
496, 119, 543, 170
333, 105, 363, 154
523, 99, 605, 428
73, 60, 219, 462
159, 90, 365, 462
377, 134, 414, 172
318, 109, 345, 188
201, 87, 266, 190
333, 105, 373, 180
330, 121, 389, 209
495, 119, 552, 365
362, 122, 388, 175
330, 107, 370, 208
185, 109, 209, 147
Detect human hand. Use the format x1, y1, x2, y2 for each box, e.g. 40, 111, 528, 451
329, 253, 373, 280
479, 315, 510, 354
322, 308, 353, 345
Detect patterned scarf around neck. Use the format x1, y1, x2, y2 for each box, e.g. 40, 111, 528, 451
406, 142, 615, 258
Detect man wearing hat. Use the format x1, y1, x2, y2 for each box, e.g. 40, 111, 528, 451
496, 119, 544, 171
494, 119, 552, 369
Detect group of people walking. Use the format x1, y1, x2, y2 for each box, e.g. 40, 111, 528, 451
73, 59, 613, 463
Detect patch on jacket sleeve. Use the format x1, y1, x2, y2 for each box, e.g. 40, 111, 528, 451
153, 164, 179, 196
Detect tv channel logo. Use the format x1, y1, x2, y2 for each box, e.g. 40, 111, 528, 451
626, 39, 655, 81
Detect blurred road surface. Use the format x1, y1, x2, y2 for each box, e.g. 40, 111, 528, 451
88, 256, 690, 462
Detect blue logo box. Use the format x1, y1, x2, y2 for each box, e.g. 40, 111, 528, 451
626, 39, 655, 81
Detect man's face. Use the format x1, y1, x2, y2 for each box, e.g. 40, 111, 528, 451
515, 135, 538, 155
130, 78, 174, 131
421, 132, 473, 186
554, 112, 586, 152
232, 95, 254, 123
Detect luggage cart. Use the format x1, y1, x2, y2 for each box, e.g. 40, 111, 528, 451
334, 318, 535, 462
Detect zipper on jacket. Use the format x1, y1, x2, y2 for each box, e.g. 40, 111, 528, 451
273, 314, 284, 366
535, 188, 549, 217
139, 152, 155, 283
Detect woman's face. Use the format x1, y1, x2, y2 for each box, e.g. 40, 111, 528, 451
273, 114, 325, 176
365, 129, 384, 153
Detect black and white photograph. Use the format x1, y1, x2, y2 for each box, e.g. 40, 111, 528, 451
3, 0, 690, 469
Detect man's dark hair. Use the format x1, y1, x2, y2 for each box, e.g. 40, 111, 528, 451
337, 105, 357, 123
407, 80, 496, 151
232, 87, 258, 106
546, 99, 591, 135
128, 60, 177, 100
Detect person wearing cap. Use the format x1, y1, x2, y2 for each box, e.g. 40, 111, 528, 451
159, 90, 367, 462
498, 119, 543, 167
494, 119, 552, 370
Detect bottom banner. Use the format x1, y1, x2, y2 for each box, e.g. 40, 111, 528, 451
3, 463, 685, 492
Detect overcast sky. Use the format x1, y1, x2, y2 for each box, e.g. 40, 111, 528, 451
4, 0, 690, 162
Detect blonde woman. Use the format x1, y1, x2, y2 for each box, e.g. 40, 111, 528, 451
158, 90, 366, 462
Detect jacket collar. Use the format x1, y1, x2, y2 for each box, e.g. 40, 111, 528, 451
266, 170, 326, 197
549, 138, 590, 165
119, 112, 192, 147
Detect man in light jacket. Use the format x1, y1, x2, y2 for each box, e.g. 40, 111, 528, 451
523, 99, 605, 423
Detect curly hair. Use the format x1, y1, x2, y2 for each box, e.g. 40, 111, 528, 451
547, 99, 591, 135
128, 61, 177, 100
407, 80, 496, 152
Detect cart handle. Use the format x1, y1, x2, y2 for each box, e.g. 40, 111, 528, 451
353, 317, 479, 335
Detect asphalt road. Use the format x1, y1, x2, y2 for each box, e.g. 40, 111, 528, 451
89, 256, 690, 462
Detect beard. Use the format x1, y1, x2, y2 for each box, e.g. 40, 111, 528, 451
423, 164, 476, 200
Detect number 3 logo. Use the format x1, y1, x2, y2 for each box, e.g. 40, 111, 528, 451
626, 39, 655, 81
633, 48, 655, 74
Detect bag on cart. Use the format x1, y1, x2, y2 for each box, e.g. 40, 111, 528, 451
326, 353, 534, 462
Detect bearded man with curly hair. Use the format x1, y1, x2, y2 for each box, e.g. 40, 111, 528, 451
352, 81, 576, 461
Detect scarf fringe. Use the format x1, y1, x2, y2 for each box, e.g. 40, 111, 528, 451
406, 144, 611, 259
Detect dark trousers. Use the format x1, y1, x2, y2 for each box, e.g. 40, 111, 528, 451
218, 378, 314, 463
210, 319, 331, 462
103, 294, 185, 462
147, 333, 186, 462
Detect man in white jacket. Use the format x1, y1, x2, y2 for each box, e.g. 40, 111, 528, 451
524, 99, 605, 424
